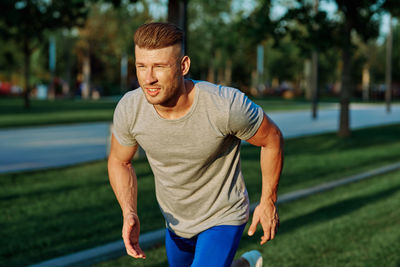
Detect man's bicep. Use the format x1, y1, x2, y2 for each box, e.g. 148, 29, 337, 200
109, 134, 138, 163
246, 113, 282, 147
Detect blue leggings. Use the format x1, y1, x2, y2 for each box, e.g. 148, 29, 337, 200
165, 224, 246, 267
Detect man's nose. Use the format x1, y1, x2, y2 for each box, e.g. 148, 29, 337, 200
145, 68, 157, 84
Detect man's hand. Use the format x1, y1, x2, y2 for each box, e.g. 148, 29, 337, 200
247, 200, 279, 245
122, 213, 146, 259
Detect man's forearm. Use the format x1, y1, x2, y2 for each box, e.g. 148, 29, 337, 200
108, 159, 138, 216
259, 130, 283, 204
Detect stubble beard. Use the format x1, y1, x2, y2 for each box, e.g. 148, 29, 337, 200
143, 81, 182, 108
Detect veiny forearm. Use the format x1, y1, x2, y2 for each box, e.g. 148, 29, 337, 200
259, 128, 284, 204
108, 158, 138, 216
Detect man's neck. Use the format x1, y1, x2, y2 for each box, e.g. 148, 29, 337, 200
154, 79, 195, 120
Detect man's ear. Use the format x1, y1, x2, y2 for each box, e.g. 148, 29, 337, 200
181, 56, 191, 76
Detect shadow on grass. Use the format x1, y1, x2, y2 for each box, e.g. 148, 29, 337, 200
279, 183, 400, 234
0, 159, 154, 202
147, 262, 169, 267
284, 124, 400, 155
239, 182, 400, 248
0, 200, 122, 266
241, 124, 400, 160
0, 178, 110, 201
241, 124, 400, 196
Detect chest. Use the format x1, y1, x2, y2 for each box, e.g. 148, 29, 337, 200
132, 112, 228, 163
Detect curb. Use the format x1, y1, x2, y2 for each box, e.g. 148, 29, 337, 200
29, 162, 400, 267
29, 229, 165, 267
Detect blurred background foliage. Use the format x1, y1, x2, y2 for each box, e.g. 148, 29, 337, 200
0, 0, 399, 110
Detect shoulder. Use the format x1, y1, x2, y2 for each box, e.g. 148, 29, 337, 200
117, 88, 144, 106
195, 80, 244, 105
114, 88, 147, 123
114, 88, 148, 115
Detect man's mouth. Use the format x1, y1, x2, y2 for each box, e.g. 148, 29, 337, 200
145, 87, 160, 96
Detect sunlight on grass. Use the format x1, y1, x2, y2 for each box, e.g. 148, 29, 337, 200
1, 124, 400, 265
95, 170, 400, 266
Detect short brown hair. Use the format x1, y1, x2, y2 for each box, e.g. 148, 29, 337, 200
134, 22, 185, 54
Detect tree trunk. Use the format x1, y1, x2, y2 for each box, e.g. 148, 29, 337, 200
23, 37, 31, 109
385, 15, 393, 113
64, 40, 72, 98
207, 61, 215, 83
311, 0, 319, 119
224, 59, 232, 86
82, 54, 91, 99
339, 38, 352, 137
311, 51, 318, 119
167, 0, 188, 54
304, 59, 312, 100
167, 0, 180, 26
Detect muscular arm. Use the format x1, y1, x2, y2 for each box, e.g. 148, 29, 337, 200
108, 134, 145, 258
246, 113, 284, 245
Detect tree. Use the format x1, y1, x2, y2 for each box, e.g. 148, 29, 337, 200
0, 0, 135, 108
335, 0, 400, 136
187, 0, 236, 83
168, 0, 188, 51
385, 15, 393, 113
234, 0, 281, 92
392, 21, 400, 83
75, 1, 151, 96
0, 34, 23, 84
0, 1, 90, 108
283, 0, 400, 137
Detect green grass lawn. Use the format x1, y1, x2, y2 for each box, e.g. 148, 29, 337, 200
95, 169, 400, 266
1, 124, 400, 266
0, 98, 117, 128
1, 95, 398, 129
0, 96, 332, 128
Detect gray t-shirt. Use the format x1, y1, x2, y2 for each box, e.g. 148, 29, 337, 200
112, 80, 264, 238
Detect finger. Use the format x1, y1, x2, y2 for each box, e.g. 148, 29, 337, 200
270, 219, 278, 240
248, 215, 259, 236
260, 230, 271, 245
270, 214, 280, 240
128, 250, 144, 259
260, 219, 273, 245
133, 243, 146, 259
122, 226, 137, 255
260, 218, 279, 245
125, 242, 144, 259
127, 248, 143, 259
123, 235, 136, 255
126, 247, 137, 258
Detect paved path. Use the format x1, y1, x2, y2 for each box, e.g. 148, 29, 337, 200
1, 103, 399, 174
0, 122, 110, 173
269, 103, 400, 138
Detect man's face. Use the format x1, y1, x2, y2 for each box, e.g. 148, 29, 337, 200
135, 45, 184, 107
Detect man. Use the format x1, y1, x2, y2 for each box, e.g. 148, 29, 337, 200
108, 22, 283, 267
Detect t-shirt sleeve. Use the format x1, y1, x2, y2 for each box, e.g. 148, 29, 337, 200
112, 95, 137, 147
226, 89, 264, 140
